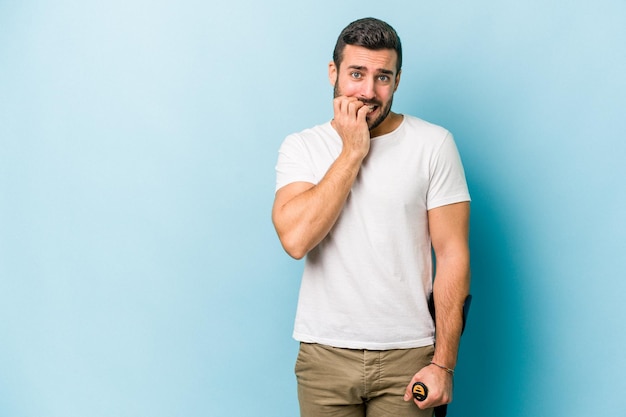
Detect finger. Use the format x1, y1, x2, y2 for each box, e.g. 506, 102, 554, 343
356, 103, 370, 121
333, 96, 344, 117
343, 98, 360, 116
414, 398, 431, 409
403, 383, 412, 401
404, 371, 421, 398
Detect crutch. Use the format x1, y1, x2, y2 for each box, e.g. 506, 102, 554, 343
412, 293, 472, 417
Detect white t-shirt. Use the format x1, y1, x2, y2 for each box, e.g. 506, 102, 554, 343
275, 115, 470, 350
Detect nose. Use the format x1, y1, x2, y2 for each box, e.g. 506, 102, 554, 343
358, 77, 376, 100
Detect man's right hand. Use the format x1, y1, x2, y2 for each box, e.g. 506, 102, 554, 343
272, 96, 372, 259
331, 96, 371, 161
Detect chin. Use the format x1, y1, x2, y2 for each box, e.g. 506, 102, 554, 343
367, 117, 385, 132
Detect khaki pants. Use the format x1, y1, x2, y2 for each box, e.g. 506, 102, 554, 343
295, 342, 435, 417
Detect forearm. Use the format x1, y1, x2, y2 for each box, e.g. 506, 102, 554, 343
272, 149, 364, 259
274, 96, 371, 259
431, 253, 470, 369
403, 251, 469, 408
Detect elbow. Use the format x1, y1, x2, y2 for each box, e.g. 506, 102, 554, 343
287, 248, 307, 260
280, 234, 309, 260
272, 213, 313, 260
275, 224, 310, 259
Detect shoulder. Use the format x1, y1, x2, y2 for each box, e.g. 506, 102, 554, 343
286, 122, 335, 143
280, 121, 339, 154
401, 115, 451, 141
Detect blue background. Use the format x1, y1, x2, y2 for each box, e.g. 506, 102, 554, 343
1, 1, 625, 416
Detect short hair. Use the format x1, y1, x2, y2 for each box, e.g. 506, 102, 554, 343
332, 17, 403, 73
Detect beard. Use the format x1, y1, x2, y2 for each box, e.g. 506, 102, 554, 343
333, 84, 394, 132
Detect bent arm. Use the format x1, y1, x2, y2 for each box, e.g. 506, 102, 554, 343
429, 201, 471, 370
272, 96, 371, 260
271, 148, 365, 259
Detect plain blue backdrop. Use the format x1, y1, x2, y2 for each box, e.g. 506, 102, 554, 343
1, 1, 625, 416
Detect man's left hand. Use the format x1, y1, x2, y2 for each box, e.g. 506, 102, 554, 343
403, 364, 453, 409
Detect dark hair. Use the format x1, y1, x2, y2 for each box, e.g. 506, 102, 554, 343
333, 17, 402, 73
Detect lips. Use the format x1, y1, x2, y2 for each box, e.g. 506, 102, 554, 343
358, 98, 380, 109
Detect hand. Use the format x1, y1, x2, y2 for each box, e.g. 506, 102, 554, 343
403, 364, 453, 409
331, 96, 371, 160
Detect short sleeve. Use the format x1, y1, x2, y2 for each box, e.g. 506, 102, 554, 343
275, 134, 317, 192
426, 132, 471, 210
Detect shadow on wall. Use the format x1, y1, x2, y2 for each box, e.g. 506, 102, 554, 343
407, 91, 539, 416
452, 171, 535, 416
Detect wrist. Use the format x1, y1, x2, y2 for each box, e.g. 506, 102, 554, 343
339, 146, 368, 164
429, 361, 455, 375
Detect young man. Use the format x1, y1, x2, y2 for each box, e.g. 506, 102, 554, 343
272, 17, 470, 417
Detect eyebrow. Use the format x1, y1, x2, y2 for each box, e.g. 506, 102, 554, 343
347, 65, 395, 76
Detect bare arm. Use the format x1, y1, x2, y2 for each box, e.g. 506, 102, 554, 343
272, 97, 371, 259
404, 201, 470, 408
430, 201, 471, 369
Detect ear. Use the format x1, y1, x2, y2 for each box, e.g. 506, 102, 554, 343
393, 70, 402, 92
328, 61, 338, 87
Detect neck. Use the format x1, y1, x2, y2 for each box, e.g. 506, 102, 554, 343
370, 112, 403, 138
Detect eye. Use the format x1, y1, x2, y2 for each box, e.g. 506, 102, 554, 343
377, 75, 390, 82
350, 71, 362, 79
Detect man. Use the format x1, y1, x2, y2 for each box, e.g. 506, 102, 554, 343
272, 17, 470, 417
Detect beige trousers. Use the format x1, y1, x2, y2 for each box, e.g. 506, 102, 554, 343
295, 342, 435, 417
